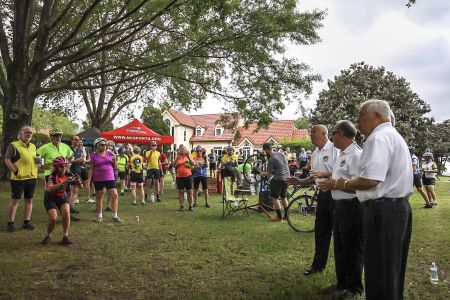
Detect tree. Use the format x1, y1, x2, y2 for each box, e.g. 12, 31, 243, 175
0, 104, 78, 135
417, 120, 450, 174
0, 0, 324, 166
310, 62, 431, 145
141, 107, 170, 136
295, 116, 311, 129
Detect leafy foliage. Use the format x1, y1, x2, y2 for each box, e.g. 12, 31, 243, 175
280, 138, 314, 152
141, 107, 170, 135
311, 62, 431, 145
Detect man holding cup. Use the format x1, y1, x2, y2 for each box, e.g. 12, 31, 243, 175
4, 126, 39, 232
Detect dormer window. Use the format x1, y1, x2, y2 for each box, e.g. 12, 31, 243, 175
196, 126, 203, 136
215, 125, 223, 136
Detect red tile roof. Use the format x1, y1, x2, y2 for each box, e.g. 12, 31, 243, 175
167, 109, 196, 128
235, 120, 307, 146
167, 109, 307, 145
190, 114, 235, 142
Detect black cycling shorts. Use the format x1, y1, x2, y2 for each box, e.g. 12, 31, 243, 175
193, 176, 208, 190
130, 171, 144, 184
422, 177, 435, 186
10, 179, 37, 199
146, 169, 160, 179
93, 180, 116, 191
413, 173, 423, 188
209, 162, 217, 171
269, 179, 288, 199
176, 176, 193, 190
118, 171, 128, 180
44, 194, 69, 211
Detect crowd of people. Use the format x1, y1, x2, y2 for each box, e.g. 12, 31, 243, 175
3, 98, 440, 300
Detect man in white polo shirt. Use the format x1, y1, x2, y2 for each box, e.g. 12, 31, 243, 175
336, 99, 412, 300
286, 125, 339, 276
319, 120, 363, 298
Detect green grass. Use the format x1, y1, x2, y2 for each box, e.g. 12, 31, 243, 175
0, 177, 449, 299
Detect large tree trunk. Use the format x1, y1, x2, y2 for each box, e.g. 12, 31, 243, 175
0, 88, 36, 180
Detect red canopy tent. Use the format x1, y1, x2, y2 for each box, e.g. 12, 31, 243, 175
100, 119, 174, 145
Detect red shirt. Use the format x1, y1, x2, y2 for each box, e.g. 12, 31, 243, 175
160, 153, 169, 171
46, 172, 70, 198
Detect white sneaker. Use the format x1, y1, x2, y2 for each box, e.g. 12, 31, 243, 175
74, 198, 80, 204
86, 199, 95, 204
96, 216, 103, 223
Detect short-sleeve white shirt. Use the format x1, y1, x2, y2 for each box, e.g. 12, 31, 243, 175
331, 143, 362, 200
356, 122, 413, 202
311, 140, 340, 187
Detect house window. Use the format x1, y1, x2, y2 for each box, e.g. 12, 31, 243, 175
165, 119, 171, 127
243, 146, 251, 158
196, 127, 202, 136
213, 146, 223, 156
183, 129, 186, 142
215, 126, 223, 136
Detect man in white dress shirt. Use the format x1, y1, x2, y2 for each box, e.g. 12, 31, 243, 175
335, 99, 412, 300
319, 120, 363, 298
286, 125, 339, 276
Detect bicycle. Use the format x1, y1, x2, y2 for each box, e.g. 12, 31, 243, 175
286, 185, 318, 232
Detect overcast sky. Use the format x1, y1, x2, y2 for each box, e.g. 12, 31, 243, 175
193, 0, 450, 123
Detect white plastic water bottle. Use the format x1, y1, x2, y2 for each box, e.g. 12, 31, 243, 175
150, 193, 155, 203
172, 181, 175, 189
184, 192, 187, 200
430, 262, 438, 284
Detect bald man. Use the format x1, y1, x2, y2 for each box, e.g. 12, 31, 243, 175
286, 125, 339, 275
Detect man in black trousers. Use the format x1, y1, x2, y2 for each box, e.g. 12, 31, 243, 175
319, 120, 363, 298
336, 99, 413, 300
286, 125, 339, 275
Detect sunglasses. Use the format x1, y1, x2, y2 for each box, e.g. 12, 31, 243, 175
98, 144, 106, 147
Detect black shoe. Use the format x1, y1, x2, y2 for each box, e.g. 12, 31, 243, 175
179, 207, 184, 212
156, 196, 162, 202
105, 206, 112, 212
22, 222, 36, 230
121, 192, 124, 196
205, 203, 210, 208
193, 203, 198, 207
337, 289, 362, 299
70, 207, 79, 214
303, 268, 322, 276
41, 236, 51, 245
6, 223, 15, 232
189, 206, 194, 211
71, 214, 80, 221
424, 204, 433, 208
62, 236, 73, 245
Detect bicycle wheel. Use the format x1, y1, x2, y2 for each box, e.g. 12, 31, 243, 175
243, 152, 266, 184
286, 195, 316, 232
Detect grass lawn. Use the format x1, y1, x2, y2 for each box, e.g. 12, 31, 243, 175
0, 176, 449, 299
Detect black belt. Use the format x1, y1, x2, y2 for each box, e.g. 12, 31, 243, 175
362, 197, 408, 206
336, 197, 358, 203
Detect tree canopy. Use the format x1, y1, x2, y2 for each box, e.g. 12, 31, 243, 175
141, 107, 170, 136
310, 62, 431, 144
0, 0, 324, 150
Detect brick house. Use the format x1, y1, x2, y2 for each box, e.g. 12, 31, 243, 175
161, 109, 308, 156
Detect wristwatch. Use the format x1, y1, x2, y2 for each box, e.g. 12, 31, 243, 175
344, 180, 349, 189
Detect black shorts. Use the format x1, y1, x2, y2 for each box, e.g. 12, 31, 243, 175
176, 176, 193, 190
80, 168, 89, 181
193, 176, 208, 190
422, 177, 435, 186
413, 173, 423, 188
44, 195, 69, 211
269, 179, 288, 199
93, 180, 116, 191
10, 179, 37, 199
221, 169, 236, 182
118, 171, 128, 180
209, 162, 217, 171
146, 169, 160, 179
130, 171, 144, 184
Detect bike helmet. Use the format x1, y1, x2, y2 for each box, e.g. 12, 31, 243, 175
49, 128, 63, 136
118, 147, 124, 155
94, 137, 107, 148
52, 156, 69, 168
408, 146, 416, 153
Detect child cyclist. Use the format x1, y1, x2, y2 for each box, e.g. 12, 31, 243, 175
41, 156, 79, 245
